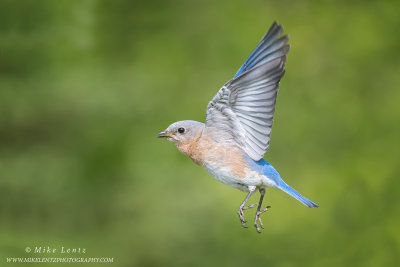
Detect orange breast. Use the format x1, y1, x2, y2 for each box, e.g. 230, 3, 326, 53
177, 135, 247, 178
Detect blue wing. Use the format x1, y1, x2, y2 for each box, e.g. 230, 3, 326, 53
234, 21, 289, 78
206, 21, 289, 161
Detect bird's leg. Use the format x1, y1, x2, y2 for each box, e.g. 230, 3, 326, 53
237, 186, 257, 228
254, 188, 271, 233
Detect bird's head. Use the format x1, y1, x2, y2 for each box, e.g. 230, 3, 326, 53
158, 120, 204, 146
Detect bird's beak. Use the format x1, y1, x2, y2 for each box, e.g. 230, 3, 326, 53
157, 131, 174, 138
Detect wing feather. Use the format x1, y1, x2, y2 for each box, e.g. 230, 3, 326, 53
235, 113, 273, 126
205, 22, 289, 160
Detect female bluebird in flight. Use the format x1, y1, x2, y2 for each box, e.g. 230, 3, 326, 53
158, 22, 318, 233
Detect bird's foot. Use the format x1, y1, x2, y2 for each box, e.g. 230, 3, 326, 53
254, 206, 271, 233
238, 203, 257, 228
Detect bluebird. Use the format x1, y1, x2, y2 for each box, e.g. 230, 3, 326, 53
158, 22, 318, 233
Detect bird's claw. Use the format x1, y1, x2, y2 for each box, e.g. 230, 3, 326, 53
238, 203, 257, 228
254, 206, 271, 233
243, 203, 257, 210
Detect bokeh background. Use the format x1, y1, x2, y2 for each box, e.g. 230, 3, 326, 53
1, 0, 399, 266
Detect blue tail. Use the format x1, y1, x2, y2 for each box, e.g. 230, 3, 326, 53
277, 182, 319, 208
245, 157, 319, 208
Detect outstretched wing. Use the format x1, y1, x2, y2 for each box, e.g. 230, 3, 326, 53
205, 22, 289, 161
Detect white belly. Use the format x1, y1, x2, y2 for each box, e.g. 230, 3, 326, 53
203, 161, 276, 192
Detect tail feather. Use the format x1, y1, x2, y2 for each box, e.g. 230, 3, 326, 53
277, 182, 319, 208
246, 157, 319, 207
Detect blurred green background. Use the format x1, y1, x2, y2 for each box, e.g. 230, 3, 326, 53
1, 0, 399, 266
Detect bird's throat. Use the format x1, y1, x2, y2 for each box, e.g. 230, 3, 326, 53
175, 138, 203, 166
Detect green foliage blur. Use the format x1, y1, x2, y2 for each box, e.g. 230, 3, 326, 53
1, 0, 399, 266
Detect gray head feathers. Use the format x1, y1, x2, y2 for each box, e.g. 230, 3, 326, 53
158, 120, 204, 144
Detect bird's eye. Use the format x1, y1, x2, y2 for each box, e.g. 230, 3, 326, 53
178, 127, 185, 134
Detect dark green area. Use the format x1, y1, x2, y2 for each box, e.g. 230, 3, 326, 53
1, 0, 399, 266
